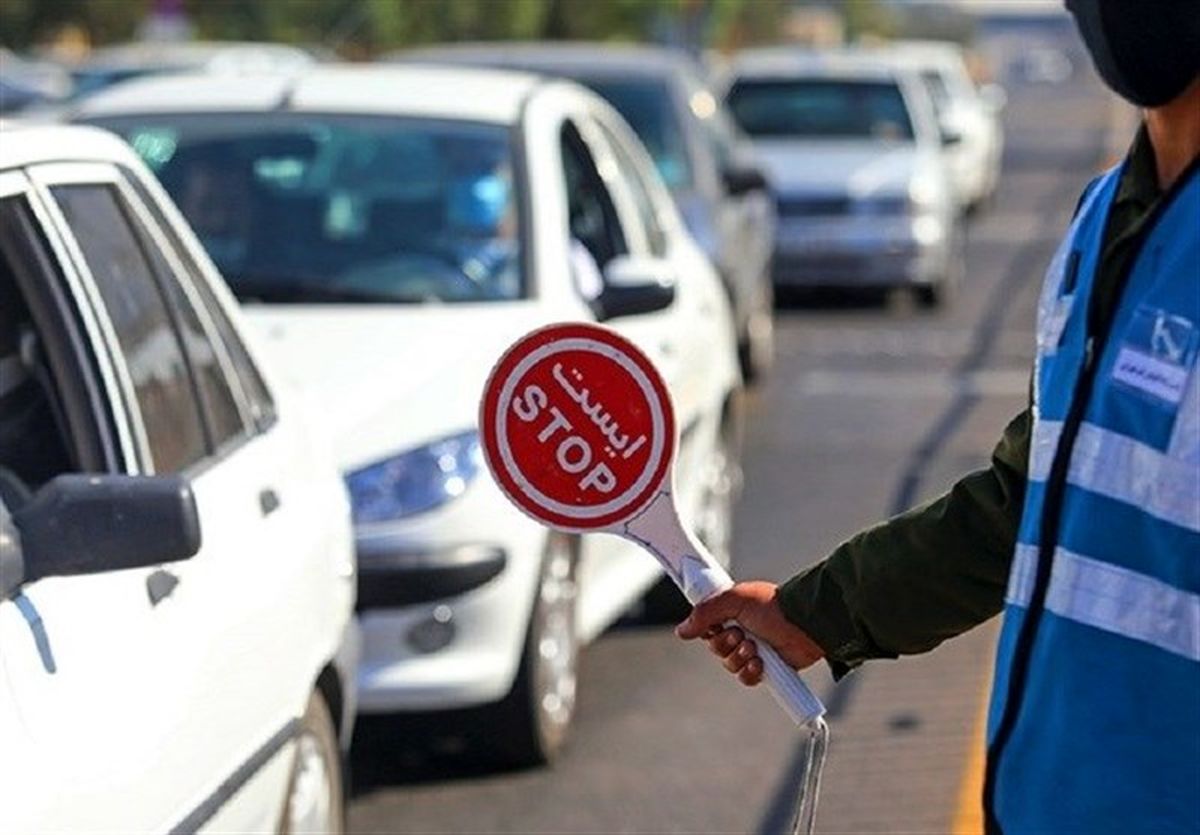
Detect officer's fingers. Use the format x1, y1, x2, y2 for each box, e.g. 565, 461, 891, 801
738, 657, 764, 687
706, 626, 744, 659
676, 590, 744, 640
722, 638, 758, 674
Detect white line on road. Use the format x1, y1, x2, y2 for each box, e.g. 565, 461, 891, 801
793, 368, 1030, 398
779, 328, 1032, 360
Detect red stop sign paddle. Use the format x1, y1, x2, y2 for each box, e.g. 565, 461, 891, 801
480, 322, 825, 727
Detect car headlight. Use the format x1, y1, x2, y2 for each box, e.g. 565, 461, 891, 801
346, 430, 482, 525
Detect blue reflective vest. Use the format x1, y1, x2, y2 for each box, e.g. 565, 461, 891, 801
985, 161, 1200, 833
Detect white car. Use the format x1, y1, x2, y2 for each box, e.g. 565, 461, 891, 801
0, 124, 357, 832
75, 64, 743, 765
724, 48, 963, 306
886, 41, 1006, 211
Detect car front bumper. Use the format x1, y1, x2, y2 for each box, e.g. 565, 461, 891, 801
772, 214, 948, 288
353, 483, 547, 714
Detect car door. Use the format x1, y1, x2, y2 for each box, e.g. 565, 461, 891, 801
583, 106, 733, 441
108, 165, 356, 832
0, 169, 188, 832
26, 162, 327, 832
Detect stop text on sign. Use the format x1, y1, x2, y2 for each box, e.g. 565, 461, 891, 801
482, 326, 675, 531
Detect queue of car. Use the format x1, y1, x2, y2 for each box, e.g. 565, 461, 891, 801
721, 47, 965, 307
0, 35, 1004, 831
0, 123, 356, 833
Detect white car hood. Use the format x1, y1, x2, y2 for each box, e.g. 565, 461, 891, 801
246, 302, 548, 472
752, 139, 918, 197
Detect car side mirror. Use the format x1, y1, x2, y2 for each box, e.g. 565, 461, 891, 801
593, 255, 677, 321
4, 474, 200, 594
721, 163, 769, 196
980, 83, 1007, 113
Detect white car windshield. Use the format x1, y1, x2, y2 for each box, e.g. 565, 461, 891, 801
92, 114, 525, 304
727, 78, 914, 141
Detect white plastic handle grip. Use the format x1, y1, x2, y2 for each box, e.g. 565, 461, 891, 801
680, 557, 826, 726
753, 636, 826, 726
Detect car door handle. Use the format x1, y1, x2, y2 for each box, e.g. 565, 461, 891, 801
146, 569, 180, 607
259, 487, 281, 517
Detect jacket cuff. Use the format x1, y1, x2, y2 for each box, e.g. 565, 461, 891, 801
777, 563, 876, 680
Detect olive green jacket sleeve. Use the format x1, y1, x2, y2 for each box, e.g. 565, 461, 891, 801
776, 407, 1031, 679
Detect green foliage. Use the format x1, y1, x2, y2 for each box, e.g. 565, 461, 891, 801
0, 0, 799, 55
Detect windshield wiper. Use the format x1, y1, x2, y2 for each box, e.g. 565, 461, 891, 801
231, 275, 428, 305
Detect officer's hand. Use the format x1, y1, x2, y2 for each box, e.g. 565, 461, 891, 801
675, 581, 824, 686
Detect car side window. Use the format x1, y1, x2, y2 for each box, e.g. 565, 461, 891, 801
126, 200, 247, 450
0, 198, 77, 494
50, 184, 207, 473
121, 170, 276, 432
559, 122, 627, 269
594, 120, 669, 258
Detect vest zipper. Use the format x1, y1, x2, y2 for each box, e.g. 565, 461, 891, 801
981, 156, 1200, 834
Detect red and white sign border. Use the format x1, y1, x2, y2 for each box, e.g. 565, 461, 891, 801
481, 324, 676, 531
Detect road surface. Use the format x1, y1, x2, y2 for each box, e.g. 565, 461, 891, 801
349, 47, 1120, 835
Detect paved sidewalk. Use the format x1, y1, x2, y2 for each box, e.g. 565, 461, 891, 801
812, 623, 996, 834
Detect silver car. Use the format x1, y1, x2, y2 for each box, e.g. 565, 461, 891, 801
724, 48, 962, 307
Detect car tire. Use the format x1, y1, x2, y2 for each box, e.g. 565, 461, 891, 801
279, 691, 344, 835
914, 283, 944, 309
738, 281, 775, 383
487, 533, 579, 768
915, 224, 966, 310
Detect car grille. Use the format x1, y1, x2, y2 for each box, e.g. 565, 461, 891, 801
775, 194, 852, 217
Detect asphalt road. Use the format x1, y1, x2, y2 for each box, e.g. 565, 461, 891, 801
348, 52, 1119, 835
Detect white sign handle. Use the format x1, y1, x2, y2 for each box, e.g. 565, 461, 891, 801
622, 493, 826, 727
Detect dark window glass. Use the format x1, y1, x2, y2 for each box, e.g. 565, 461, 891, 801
52, 184, 206, 473
727, 79, 915, 140
0, 199, 73, 490
121, 169, 275, 430
560, 123, 627, 268
576, 76, 693, 191
118, 178, 246, 446
596, 122, 667, 257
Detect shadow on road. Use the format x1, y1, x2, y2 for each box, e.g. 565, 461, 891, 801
774, 286, 892, 311
351, 713, 529, 797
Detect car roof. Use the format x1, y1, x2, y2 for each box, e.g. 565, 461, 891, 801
728, 47, 905, 82
882, 41, 971, 72
72, 63, 546, 125
395, 41, 701, 81
71, 40, 317, 72
0, 122, 142, 171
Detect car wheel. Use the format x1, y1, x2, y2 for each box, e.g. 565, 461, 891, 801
280, 691, 344, 835
489, 533, 579, 767
739, 282, 775, 383
642, 412, 741, 622
915, 224, 966, 310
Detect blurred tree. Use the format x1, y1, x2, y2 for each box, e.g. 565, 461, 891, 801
1, 0, 147, 50
841, 0, 896, 42
0, 0, 802, 57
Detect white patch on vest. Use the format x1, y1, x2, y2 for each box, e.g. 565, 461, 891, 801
1111, 307, 1198, 408
1111, 346, 1189, 404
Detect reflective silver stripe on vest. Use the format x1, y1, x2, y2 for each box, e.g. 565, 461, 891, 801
1008, 544, 1200, 662
1028, 419, 1200, 533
